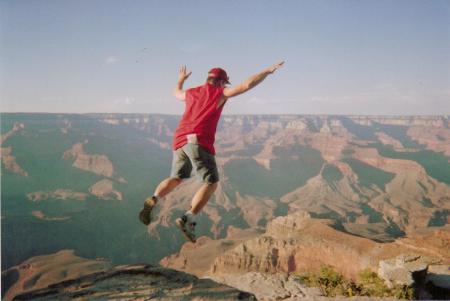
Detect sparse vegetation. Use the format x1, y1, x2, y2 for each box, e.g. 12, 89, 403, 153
358, 268, 414, 299
295, 266, 415, 299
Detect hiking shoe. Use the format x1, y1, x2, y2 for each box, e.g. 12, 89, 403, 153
175, 215, 197, 243
139, 196, 157, 225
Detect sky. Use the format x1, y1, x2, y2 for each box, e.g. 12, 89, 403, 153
1, 0, 449, 115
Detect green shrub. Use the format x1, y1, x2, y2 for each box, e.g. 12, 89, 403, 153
358, 268, 391, 297
294, 266, 415, 299
358, 268, 414, 299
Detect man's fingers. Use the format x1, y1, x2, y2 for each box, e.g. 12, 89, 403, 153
178, 65, 191, 80
276, 61, 285, 69
180, 65, 190, 76
271, 61, 285, 73
275, 61, 285, 69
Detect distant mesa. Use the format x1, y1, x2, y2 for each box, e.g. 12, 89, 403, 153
27, 189, 88, 202
1, 146, 28, 177
31, 211, 70, 221
349, 115, 446, 127
146, 137, 171, 150
89, 179, 123, 201
26, 185, 123, 202
1, 123, 28, 176
60, 119, 71, 134
375, 132, 404, 149
408, 126, 450, 157
117, 177, 127, 184
0, 122, 24, 145
63, 141, 115, 178
101, 118, 121, 125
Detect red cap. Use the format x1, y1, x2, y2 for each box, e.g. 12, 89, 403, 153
208, 68, 230, 84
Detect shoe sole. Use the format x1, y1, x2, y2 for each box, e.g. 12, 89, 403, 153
175, 218, 196, 243
138, 205, 153, 225
138, 211, 149, 225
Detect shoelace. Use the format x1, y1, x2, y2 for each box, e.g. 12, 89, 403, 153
181, 215, 188, 223
181, 215, 196, 229
188, 222, 196, 230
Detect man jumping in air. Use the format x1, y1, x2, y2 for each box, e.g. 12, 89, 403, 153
139, 61, 284, 242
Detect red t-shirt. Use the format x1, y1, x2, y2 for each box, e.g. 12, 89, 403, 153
173, 83, 226, 155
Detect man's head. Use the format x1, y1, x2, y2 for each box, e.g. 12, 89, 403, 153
207, 68, 230, 87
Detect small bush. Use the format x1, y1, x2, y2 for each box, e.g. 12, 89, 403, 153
358, 268, 414, 299
358, 268, 391, 297
296, 266, 361, 297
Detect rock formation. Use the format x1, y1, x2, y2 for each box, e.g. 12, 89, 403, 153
0, 123, 27, 176
63, 142, 114, 178
1, 146, 28, 176
31, 211, 70, 221
89, 179, 123, 201
3, 113, 450, 300
162, 212, 450, 300
2, 250, 111, 301
210, 272, 322, 301
407, 126, 450, 157
27, 189, 88, 202
8, 263, 256, 301
377, 254, 450, 299
0, 122, 24, 145
378, 254, 430, 287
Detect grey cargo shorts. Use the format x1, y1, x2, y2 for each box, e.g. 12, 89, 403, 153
170, 143, 219, 184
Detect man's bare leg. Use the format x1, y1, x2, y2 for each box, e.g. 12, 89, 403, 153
175, 182, 218, 242
139, 177, 182, 225
190, 182, 218, 214
153, 177, 182, 199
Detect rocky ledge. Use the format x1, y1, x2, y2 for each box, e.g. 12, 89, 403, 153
12, 264, 256, 301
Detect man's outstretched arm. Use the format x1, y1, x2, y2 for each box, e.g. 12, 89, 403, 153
173, 65, 192, 101
223, 61, 284, 98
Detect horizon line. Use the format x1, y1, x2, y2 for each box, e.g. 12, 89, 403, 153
1, 112, 449, 118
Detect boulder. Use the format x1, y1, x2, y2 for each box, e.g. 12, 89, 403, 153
378, 254, 428, 288
210, 272, 322, 301
12, 264, 257, 301
425, 264, 450, 300
426, 264, 450, 290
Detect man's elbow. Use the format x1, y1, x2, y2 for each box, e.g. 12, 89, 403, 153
173, 91, 185, 101
242, 82, 252, 91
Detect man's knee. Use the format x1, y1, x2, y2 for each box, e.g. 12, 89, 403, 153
169, 177, 183, 184
204, 182, 218, 190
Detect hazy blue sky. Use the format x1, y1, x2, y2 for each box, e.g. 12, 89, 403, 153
1, 0, 449, 115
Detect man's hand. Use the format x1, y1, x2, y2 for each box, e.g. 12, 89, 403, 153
266, 61, 285, 74
179, 65, 192, 82
174, 65, 191, 101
